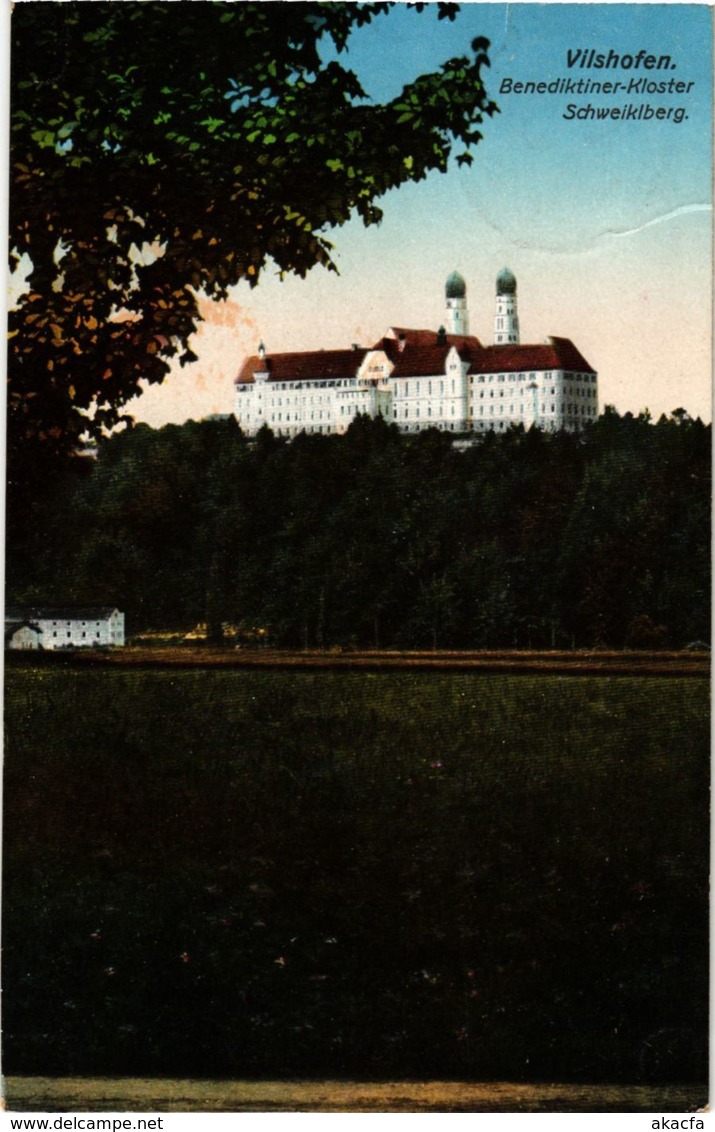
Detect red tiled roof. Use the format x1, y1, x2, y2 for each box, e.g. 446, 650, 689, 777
473, 337, 595, 375
389, 345, 453, 378
384, 328, 483, 352
236, 348, 367, 385
378, 330, 484, 375
235, 333, 594, 385
545, 336, 596, 372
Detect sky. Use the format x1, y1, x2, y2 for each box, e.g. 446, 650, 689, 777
33, 2, 715, 426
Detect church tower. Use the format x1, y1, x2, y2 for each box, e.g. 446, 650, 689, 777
445, 270, 469, 336
494, 268, 519, 345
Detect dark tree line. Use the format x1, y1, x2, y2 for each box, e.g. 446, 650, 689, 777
8, 408, 710, 650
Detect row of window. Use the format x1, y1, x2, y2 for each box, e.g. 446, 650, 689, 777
267, 379, 359, 391
249, 369, 596, 393
46, 620, 105, 627
241, 401, 600, 428
251, 380, 463, 402
394, 379, 459, 397
472, 385, 597, 401
470, 372, 596, 385
394, 405, 460, 419
52, 630, 103, 638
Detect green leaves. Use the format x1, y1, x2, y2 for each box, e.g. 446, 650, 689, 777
30, 129, 56, 149
9, 1, 498, 465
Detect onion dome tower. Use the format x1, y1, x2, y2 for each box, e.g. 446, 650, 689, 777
445, 270, 469, 336
494, 267, 519, 345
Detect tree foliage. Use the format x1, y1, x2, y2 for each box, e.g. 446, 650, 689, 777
9, 1, 496, 463
9, 410, 710, 650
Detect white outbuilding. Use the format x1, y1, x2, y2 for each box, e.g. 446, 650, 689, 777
5, 620, 43, 650
5, 606, 125, 649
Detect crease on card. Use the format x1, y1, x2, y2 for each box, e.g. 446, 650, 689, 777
603, 202, 712, 240
467, 199, 710, 257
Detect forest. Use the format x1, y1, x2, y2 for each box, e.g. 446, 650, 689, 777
7, 408, 710, 650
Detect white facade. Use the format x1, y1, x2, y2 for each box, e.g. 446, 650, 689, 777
384, 341, 471, 433
5, 607, 125, 649
235, 349, 377, 440
466, 356, 599, 435
5, 622, 43, 650
235, 273, 597, 439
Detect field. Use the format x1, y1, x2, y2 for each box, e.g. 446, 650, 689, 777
8, 646, 710, 677
3, 667, 709, 1102
4, 1077, 708, 1113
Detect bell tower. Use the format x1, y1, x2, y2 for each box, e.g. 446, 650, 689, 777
445, 271, 469, 336
494, 268, 519, 345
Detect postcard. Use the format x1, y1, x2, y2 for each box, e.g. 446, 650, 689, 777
5, 1, 711, 1119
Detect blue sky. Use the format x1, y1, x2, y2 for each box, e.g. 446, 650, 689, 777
351, 3, 711, 240
130, 3, 712, 426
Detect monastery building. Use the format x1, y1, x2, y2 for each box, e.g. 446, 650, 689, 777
234, 271, 598, 438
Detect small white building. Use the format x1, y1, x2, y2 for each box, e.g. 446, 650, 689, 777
234, 271, 598, 439
5, 620, 43, 650
5, 607, 125, 649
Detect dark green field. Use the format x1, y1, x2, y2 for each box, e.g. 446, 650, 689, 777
3, 669, 709, 1086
